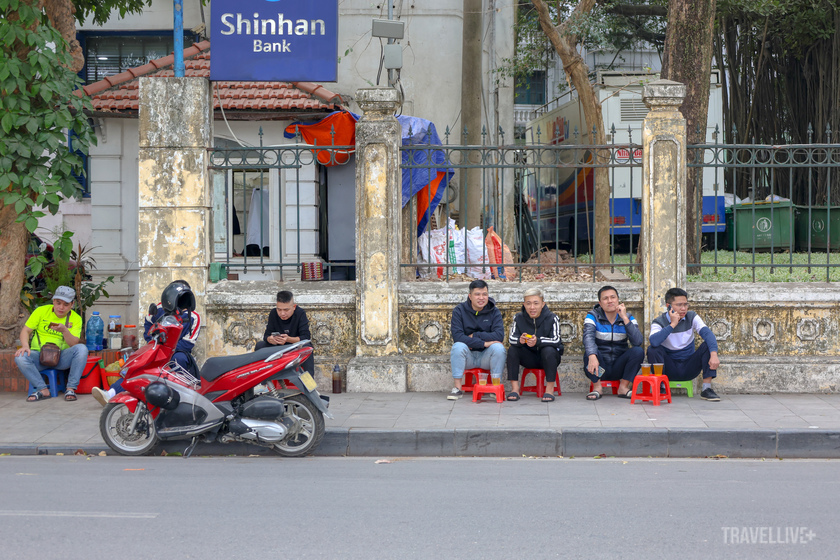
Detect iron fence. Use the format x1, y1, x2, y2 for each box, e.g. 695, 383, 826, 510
208, 129, 353, 280
688, 126, 840, 281
402, 124, 648, 281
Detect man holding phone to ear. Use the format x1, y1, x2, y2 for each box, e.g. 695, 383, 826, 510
256, 290, 314, 375
648, 287, 721, 401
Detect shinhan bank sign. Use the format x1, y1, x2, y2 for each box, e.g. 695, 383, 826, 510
210, 0, 338, 82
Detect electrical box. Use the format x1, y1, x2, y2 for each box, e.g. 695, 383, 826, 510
384, 44, 402, 70
372, 19, 405, 40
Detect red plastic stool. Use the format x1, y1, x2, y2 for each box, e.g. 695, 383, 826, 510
589, 379, 621, 395
521, 368, 561, 398
630, 374, 672, 405
461, 368, 489, 393
472, 381, 505, 403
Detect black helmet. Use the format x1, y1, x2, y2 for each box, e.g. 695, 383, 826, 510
161, 281, 195, 313
145, 382, 180, 410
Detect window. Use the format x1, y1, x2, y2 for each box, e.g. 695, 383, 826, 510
80, 32, 196, 84
67, 130, 89, 197
515, 71, 546, 106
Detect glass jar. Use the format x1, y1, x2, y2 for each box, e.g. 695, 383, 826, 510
121, 325, 138, 351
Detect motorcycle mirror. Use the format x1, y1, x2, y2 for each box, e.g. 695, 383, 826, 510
148, 303, 158, 317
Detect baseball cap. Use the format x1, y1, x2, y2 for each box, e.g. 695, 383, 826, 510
52, 286, 76, 303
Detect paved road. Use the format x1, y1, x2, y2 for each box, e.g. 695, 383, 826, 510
1, 456, 837, 559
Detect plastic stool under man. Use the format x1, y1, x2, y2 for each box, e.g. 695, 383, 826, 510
461, 368, 489, 393
520, 368, 562, 398
589, 379, 621, 395
27, 368, 67, 397
669, 379, 694, 398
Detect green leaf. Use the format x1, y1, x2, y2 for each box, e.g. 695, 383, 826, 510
24, 216, 37, 232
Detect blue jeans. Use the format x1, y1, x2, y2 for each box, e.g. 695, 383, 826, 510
15, 343, 89, 392
450, 342, 506, 380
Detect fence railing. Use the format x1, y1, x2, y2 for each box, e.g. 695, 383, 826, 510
688, 126, 840, 282
208, 130, 355, 281
402, 125, 646, 282
207, 123, 840, 284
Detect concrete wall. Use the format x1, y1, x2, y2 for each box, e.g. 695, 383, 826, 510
205, 280, 840, 394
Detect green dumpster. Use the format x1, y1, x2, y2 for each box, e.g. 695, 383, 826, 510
795, 205, 840, 250
725, 201, 796, 251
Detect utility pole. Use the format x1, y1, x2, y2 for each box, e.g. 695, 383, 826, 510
459, 0, 482, 228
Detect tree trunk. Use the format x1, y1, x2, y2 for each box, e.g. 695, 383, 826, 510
661, 0, 717, 270
44, 0, 85, 73
459, 0, 483, 229
531, 0, 609, 266
0, 205, 30, 348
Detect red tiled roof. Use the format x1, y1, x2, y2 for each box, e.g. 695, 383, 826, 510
76, 41, 344, 117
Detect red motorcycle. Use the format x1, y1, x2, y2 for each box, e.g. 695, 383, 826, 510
99, 314, 331, 457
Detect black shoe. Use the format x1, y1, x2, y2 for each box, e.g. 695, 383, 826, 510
700, 388, 720, 401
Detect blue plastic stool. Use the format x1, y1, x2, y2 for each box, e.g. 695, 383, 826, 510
27, 369, 67, 397
669, 379, 694, 398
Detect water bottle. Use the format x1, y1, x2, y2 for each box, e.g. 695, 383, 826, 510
332, 365, 342, 394
86, 312, 104, 352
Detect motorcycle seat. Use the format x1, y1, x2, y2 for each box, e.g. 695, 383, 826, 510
200, 347, 280, 382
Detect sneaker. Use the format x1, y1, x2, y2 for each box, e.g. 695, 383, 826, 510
92, 387, 109, 407
700, 388, 721, 401
447, 388, 464, 400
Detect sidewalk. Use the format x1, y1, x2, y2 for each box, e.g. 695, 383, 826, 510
2, 391, 840, 458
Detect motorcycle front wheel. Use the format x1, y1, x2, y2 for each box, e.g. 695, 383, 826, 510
100, 402, 158, 456
274, 394, 325, 457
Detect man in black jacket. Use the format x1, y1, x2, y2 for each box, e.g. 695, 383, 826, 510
256, 290, 314, 375
582, 285, 644, 400
505, 288, 564, 402
448, 280, 506, 400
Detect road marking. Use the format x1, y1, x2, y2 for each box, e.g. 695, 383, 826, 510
0, 510, 158, 519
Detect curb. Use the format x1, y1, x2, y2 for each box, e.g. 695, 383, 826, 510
3, 428, 840, 458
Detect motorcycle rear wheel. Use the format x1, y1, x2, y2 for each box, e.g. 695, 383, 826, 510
100, 403, 158, 456
273, 394, 325, 457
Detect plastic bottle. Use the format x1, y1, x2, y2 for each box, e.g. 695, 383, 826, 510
86, 312, 104, 352
332, 364, 342, 394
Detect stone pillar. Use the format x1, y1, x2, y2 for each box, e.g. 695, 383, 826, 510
137, 77, 212, 362
345, 88, 407, 392
641, 79, 687, 332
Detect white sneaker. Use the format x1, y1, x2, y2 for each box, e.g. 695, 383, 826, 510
447, 388, 464, 400
92, 387, 109, 407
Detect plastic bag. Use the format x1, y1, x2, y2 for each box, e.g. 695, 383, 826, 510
485, 226, 516, 280
465, 226, 491, 279
418, 219, 462, 278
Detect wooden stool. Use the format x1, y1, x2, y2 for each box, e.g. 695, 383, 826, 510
521, 368, 561, 398
630, 374, 672, 405
589, 379, 621, 395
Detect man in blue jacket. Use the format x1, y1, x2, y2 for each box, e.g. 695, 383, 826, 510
583, 285, 644, 400
647, 287, 721, 401
448, 280, 506, 400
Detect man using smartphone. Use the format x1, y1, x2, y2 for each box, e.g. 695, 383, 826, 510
648, 287, 721, 401
256, 290, 314, 375
582, 285, 645, 400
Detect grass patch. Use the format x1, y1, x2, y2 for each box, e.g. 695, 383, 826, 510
599, 251, 840, 282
